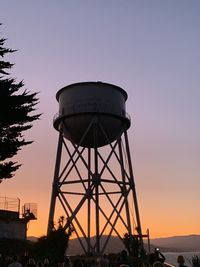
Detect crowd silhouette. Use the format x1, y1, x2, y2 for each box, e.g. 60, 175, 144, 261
0, 248, 190, 267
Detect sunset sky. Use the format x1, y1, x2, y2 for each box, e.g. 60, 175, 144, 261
0, 1, 200, 239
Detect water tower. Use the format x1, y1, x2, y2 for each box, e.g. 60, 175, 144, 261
48, 82, 144, 255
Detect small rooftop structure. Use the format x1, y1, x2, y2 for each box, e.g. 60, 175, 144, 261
0, 196, 37, 240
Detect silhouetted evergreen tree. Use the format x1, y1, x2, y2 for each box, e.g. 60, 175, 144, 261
0, 26, 40, 179
34, 216, 73, 263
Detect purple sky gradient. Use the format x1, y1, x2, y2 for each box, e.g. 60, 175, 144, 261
0, 1, 200, 238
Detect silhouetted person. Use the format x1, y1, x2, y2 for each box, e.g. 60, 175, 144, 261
97, 255, 109, 267
37, 261, 44, 267
21, 252, 29, 267
8, 256, 22, 267
4, 256, 12, 267
43, 258, 51, 267
117, 250, 133, 267
64, 257, 72, 267
0, 254, 5, 267
148, 253, 156, 266
25, 258, 37, 267
154, 248, 165, 263
73, 259, 84, 267
177, 255, 187, 267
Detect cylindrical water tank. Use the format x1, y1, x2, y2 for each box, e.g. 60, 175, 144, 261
54, 82, 130, 148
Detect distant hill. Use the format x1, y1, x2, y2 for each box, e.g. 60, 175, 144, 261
151, 235, 200, 252
27, 235, 167, 254
66, 236, 181, 255
27, 234, 200, 254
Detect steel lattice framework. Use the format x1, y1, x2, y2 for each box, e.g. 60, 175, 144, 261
48, 116, 143, 255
